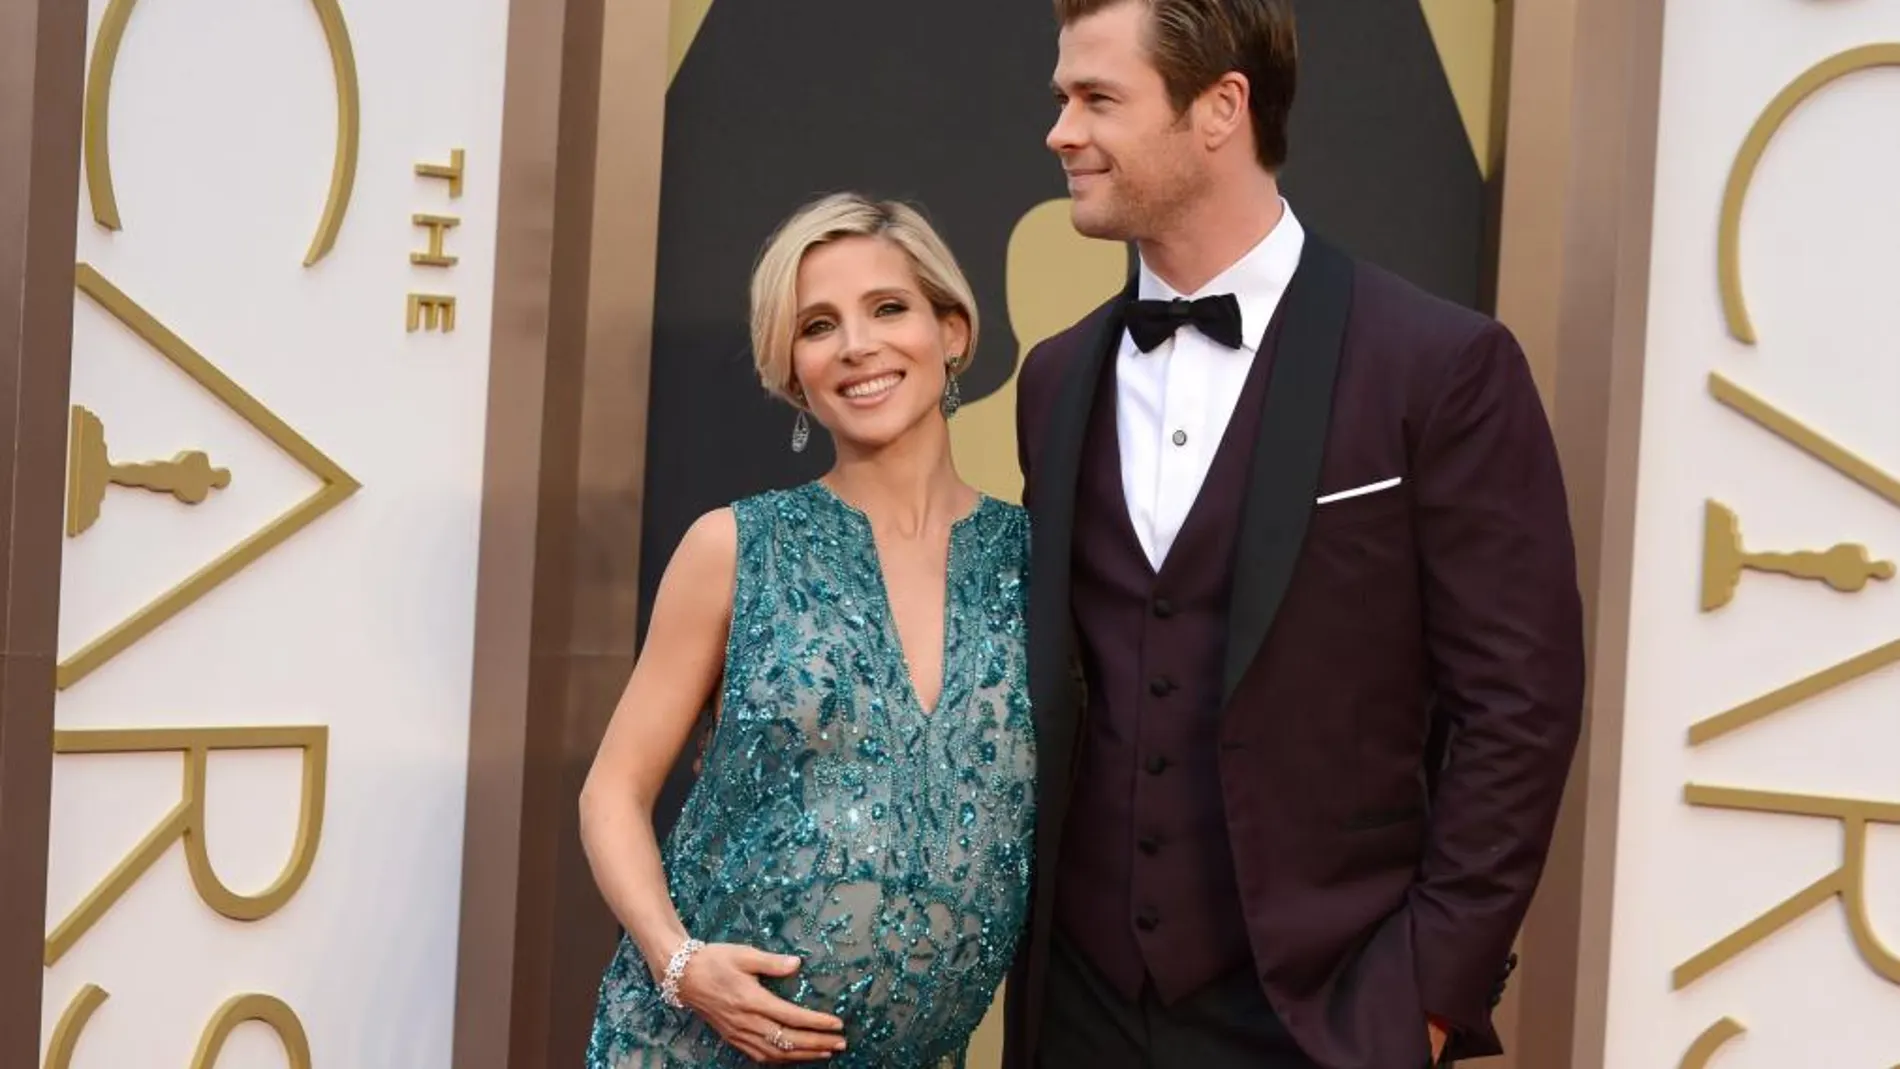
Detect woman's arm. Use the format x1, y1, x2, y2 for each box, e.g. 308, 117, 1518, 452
580, 508, 736, 971
578, 508, 844, 1063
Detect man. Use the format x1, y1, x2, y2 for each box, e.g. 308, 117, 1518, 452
1006, 2, 1585, 1067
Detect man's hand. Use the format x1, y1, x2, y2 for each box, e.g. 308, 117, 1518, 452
1428, 1020, 1448, 1065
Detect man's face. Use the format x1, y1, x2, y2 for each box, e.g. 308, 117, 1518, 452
1047, 0, 1209, 242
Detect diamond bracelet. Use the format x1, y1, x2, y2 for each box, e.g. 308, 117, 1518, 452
658, 937, 705, 1010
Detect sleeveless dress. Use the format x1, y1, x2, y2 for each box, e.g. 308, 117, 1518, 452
586, 482, 1036, 1069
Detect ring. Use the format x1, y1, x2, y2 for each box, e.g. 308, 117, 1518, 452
770, 1026, 795, 1052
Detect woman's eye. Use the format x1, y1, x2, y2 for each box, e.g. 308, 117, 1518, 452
800, 319, 834, 337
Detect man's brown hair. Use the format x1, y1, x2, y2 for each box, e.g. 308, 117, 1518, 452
1054, 0, 1297, 169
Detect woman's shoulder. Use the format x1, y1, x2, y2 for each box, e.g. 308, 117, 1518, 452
966, 495, 1031, 559
726, 481, 827, 529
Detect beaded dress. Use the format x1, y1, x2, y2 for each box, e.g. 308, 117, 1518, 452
587, 482, 1036, 1069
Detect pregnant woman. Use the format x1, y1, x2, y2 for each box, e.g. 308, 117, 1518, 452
581, 193, 1035, 1068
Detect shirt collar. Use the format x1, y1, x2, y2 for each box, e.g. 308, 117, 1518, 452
1134, 198, 1304, 352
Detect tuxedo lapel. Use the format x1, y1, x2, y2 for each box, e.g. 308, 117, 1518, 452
1028, 283, 1130, 835
1222, 237, 1354, 703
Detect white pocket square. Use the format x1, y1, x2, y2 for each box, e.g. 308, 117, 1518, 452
1316, 476, 1402, 505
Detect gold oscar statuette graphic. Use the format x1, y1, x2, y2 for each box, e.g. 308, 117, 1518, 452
65, 405, 232, 537
62, 265, 360, 690
43, 725, 328, 967
1699, 499, 1892, 612
43, 985, 313, 1069
1718, 44, 1900, 344
82, 0, 361, 267
1678, 1018, 1746, 1069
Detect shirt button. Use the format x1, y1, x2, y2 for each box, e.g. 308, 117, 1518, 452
1138, 835, 1161, 856
1146, 755, 1169, 775
1149, 676, 1174, 697
1136, 910, 1160, 932
1172, 429, 1188, 447
1152, 597, 1175, 619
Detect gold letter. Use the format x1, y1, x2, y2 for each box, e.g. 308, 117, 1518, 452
189, 994, 313, 1069
43, 984, 110, 1069
411, 213, 460, 268
415, 148, 465, 199
44, 726, 328, 966
1673, 786, 1900, 990
41, 986, 313, 1069
1678, 1018, 1745, 1069
406, 293, 457, 333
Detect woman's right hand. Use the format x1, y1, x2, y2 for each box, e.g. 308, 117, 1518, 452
676, 944, 848, 1063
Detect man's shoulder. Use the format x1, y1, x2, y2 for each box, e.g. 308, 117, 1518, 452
1344, 254, 1507, 355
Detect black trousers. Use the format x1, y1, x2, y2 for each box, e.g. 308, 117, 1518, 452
1036, 935, 1321, 1069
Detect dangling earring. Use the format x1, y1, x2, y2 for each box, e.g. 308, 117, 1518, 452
941, 356, 962, 417
790, 408, 810, 453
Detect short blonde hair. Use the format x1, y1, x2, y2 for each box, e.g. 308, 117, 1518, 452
749, 192, 980, 406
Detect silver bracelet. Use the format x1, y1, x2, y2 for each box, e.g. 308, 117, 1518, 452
658, 937, 705, 1010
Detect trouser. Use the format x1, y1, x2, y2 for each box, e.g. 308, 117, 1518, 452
1036, 934, 1324, 1069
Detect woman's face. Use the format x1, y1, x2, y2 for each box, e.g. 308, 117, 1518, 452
788, 236, 968, 454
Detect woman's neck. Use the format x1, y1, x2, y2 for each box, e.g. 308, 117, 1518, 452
824, 419, 974, 539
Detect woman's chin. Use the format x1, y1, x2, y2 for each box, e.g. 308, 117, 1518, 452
824, 410, 932, 455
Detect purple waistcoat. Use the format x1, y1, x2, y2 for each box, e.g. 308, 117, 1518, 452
1053, 323, 1281, 1005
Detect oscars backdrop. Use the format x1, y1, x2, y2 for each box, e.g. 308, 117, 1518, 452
640, 0, 1506, 1063
1605, 1, 1900, 1065
42, 0, 508, 1066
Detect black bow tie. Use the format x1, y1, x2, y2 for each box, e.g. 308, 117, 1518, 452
1124, 293, 1244, 353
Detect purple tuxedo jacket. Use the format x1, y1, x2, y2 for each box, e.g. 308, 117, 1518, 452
1004, 236, 1585, 1068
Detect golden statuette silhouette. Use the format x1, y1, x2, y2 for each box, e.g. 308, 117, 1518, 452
66, 404, 232, 537
1700, 499, 1893, 612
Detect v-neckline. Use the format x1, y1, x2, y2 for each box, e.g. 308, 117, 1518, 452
812, 481, 989, 719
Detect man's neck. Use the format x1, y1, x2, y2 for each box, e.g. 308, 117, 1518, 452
1137, 173, 1284, 295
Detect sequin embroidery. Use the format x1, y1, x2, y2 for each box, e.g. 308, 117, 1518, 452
586, 482, 1036, 1069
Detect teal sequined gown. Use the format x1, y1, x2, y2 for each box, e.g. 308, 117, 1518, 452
587, 483, 1036, 1069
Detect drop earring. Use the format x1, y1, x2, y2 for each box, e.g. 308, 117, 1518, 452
790, 408, 810, 453
941, 357, 962, 417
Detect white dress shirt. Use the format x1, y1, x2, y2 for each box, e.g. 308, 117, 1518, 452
1117, 200, 1306, 567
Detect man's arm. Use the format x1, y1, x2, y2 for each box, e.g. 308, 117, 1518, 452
1408, 321, 1585, 1045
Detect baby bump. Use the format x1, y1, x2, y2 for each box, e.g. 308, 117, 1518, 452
700, 879, 1002, 1054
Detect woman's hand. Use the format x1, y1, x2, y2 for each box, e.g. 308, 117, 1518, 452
676, 944, 847, 1063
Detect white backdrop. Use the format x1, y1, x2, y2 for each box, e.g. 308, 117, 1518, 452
1608, 0, 1900, 1065
42, 1, 509, 1066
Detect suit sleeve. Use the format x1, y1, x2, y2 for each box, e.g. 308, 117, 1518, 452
1407, 321, 1585, 1039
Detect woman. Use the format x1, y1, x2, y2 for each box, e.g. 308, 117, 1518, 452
581, 193, 1034, 1068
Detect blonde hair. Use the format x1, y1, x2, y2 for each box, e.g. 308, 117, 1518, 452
749, 192, 980, 406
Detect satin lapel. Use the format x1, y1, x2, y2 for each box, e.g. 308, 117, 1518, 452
1221, 237, 1355, 703
1028, 284, 1128, 863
